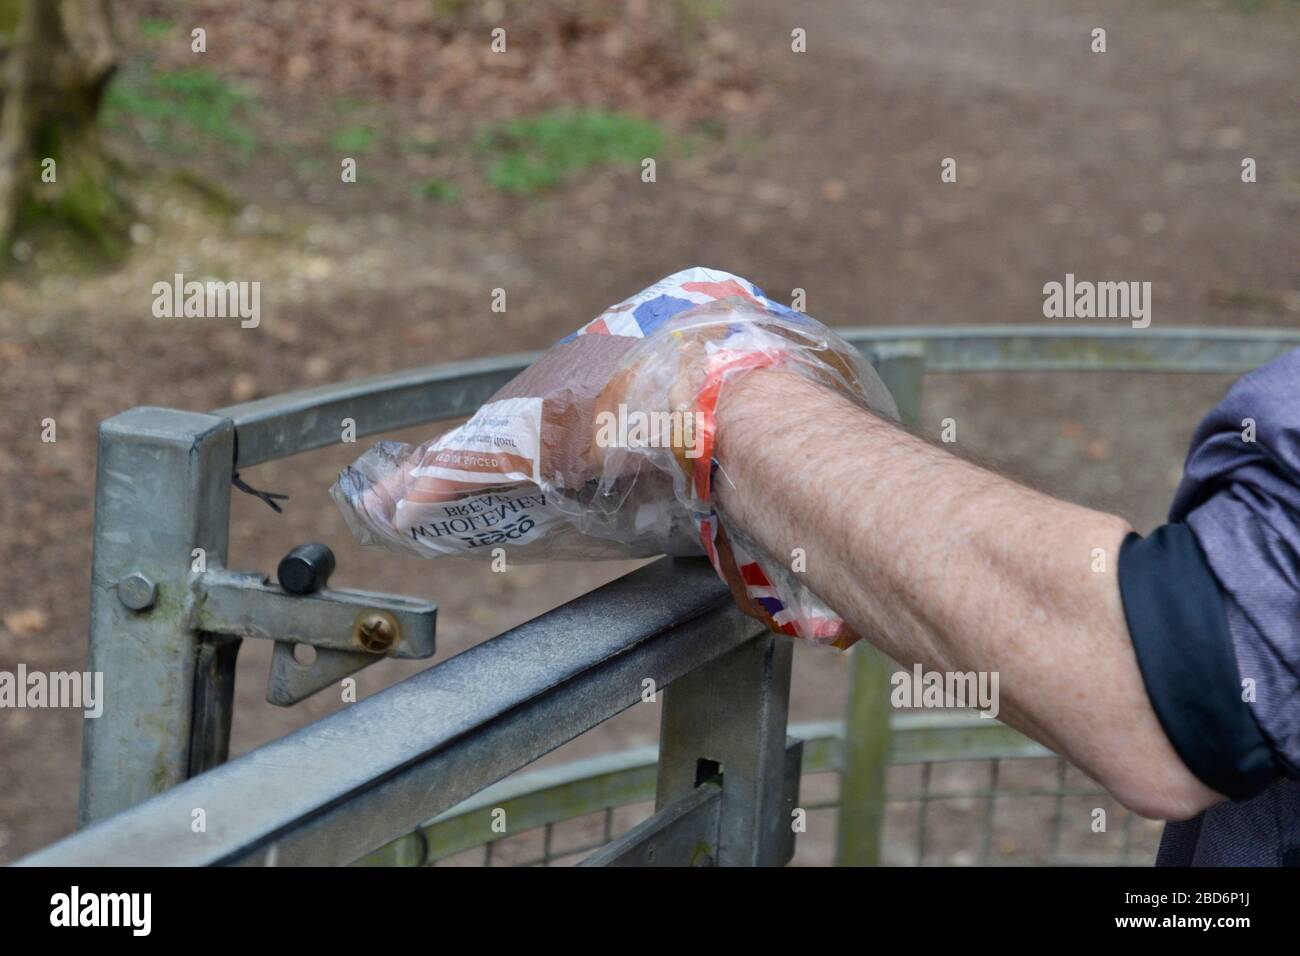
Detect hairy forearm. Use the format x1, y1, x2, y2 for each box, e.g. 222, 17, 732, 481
713, 367, 1218, 820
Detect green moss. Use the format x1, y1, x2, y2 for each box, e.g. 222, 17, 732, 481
15, 171, 129, 261
14, 112, 131, 261
0, 0, 21, 39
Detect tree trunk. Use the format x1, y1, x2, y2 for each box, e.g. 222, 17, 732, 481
0, 0, 124, 257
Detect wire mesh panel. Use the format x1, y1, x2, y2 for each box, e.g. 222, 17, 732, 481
874, 757, 1159, 866
440, 807, 635, 868
376, 716, 1160, 867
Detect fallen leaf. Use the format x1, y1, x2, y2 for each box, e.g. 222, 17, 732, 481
4, 608, 49, 637
230, 372, 258, 402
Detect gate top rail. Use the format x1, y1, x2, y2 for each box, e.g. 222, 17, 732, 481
18, 558, 763, 867
216, 327, 1300, 468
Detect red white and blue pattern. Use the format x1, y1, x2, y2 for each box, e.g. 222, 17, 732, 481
559, 267, 806, 343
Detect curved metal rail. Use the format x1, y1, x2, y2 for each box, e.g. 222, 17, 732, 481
217, 326, 1300, 467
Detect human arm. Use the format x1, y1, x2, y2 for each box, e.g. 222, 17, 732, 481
712, 365, 1223, 821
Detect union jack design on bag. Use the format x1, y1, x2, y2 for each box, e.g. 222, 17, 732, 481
560, 267, 806, 343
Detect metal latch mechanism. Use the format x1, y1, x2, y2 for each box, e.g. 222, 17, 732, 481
188, 543, 437, 706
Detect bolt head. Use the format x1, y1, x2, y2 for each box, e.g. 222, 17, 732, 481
118, 573, 158, 611
354, 610, 399, 654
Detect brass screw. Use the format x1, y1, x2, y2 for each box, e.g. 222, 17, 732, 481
354, 610, 399, 654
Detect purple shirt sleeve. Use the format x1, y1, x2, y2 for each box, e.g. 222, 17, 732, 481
1169, 348, 1300, 776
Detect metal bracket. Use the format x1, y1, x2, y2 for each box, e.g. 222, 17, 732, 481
654, 632, 796, 865
191, 568, 437, 706
579, 737, 803, 867
579, 782, 722, 867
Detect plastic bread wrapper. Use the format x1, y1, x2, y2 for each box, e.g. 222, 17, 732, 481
332, 267, 898, 647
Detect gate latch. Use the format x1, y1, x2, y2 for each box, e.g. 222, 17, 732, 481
189, 543, 437, 706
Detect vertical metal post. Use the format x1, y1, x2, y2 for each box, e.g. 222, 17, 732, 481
80, 408, 236, 824
873, 346, 925, 428
836, 644, 894, 865
655, 632, 796, 866
836, 346, 925, 865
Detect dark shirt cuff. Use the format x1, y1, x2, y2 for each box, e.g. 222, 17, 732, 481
1118, 525, 1279, 801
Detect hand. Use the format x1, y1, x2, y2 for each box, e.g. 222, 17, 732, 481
334, 287, 892, 646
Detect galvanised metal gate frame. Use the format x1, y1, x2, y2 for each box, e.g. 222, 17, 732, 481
16, 325, 1300, 867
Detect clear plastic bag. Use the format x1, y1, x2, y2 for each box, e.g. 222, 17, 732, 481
332, 268, 897, 646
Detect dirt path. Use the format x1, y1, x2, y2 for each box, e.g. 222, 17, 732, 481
1, 0, 1295, 863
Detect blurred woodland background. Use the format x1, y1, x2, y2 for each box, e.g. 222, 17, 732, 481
0, 0, 1296, 864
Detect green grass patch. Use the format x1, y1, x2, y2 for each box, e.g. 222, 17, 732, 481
417, 178, 461, 202
104, 66, 257, 155
137, 17, 173, 40
478, 110, 667, 194
330, 125, 379, 154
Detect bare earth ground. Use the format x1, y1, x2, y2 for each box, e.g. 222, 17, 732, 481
1, 0, 1297, 863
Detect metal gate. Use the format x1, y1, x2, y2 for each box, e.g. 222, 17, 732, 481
16, 325, 1299, 866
